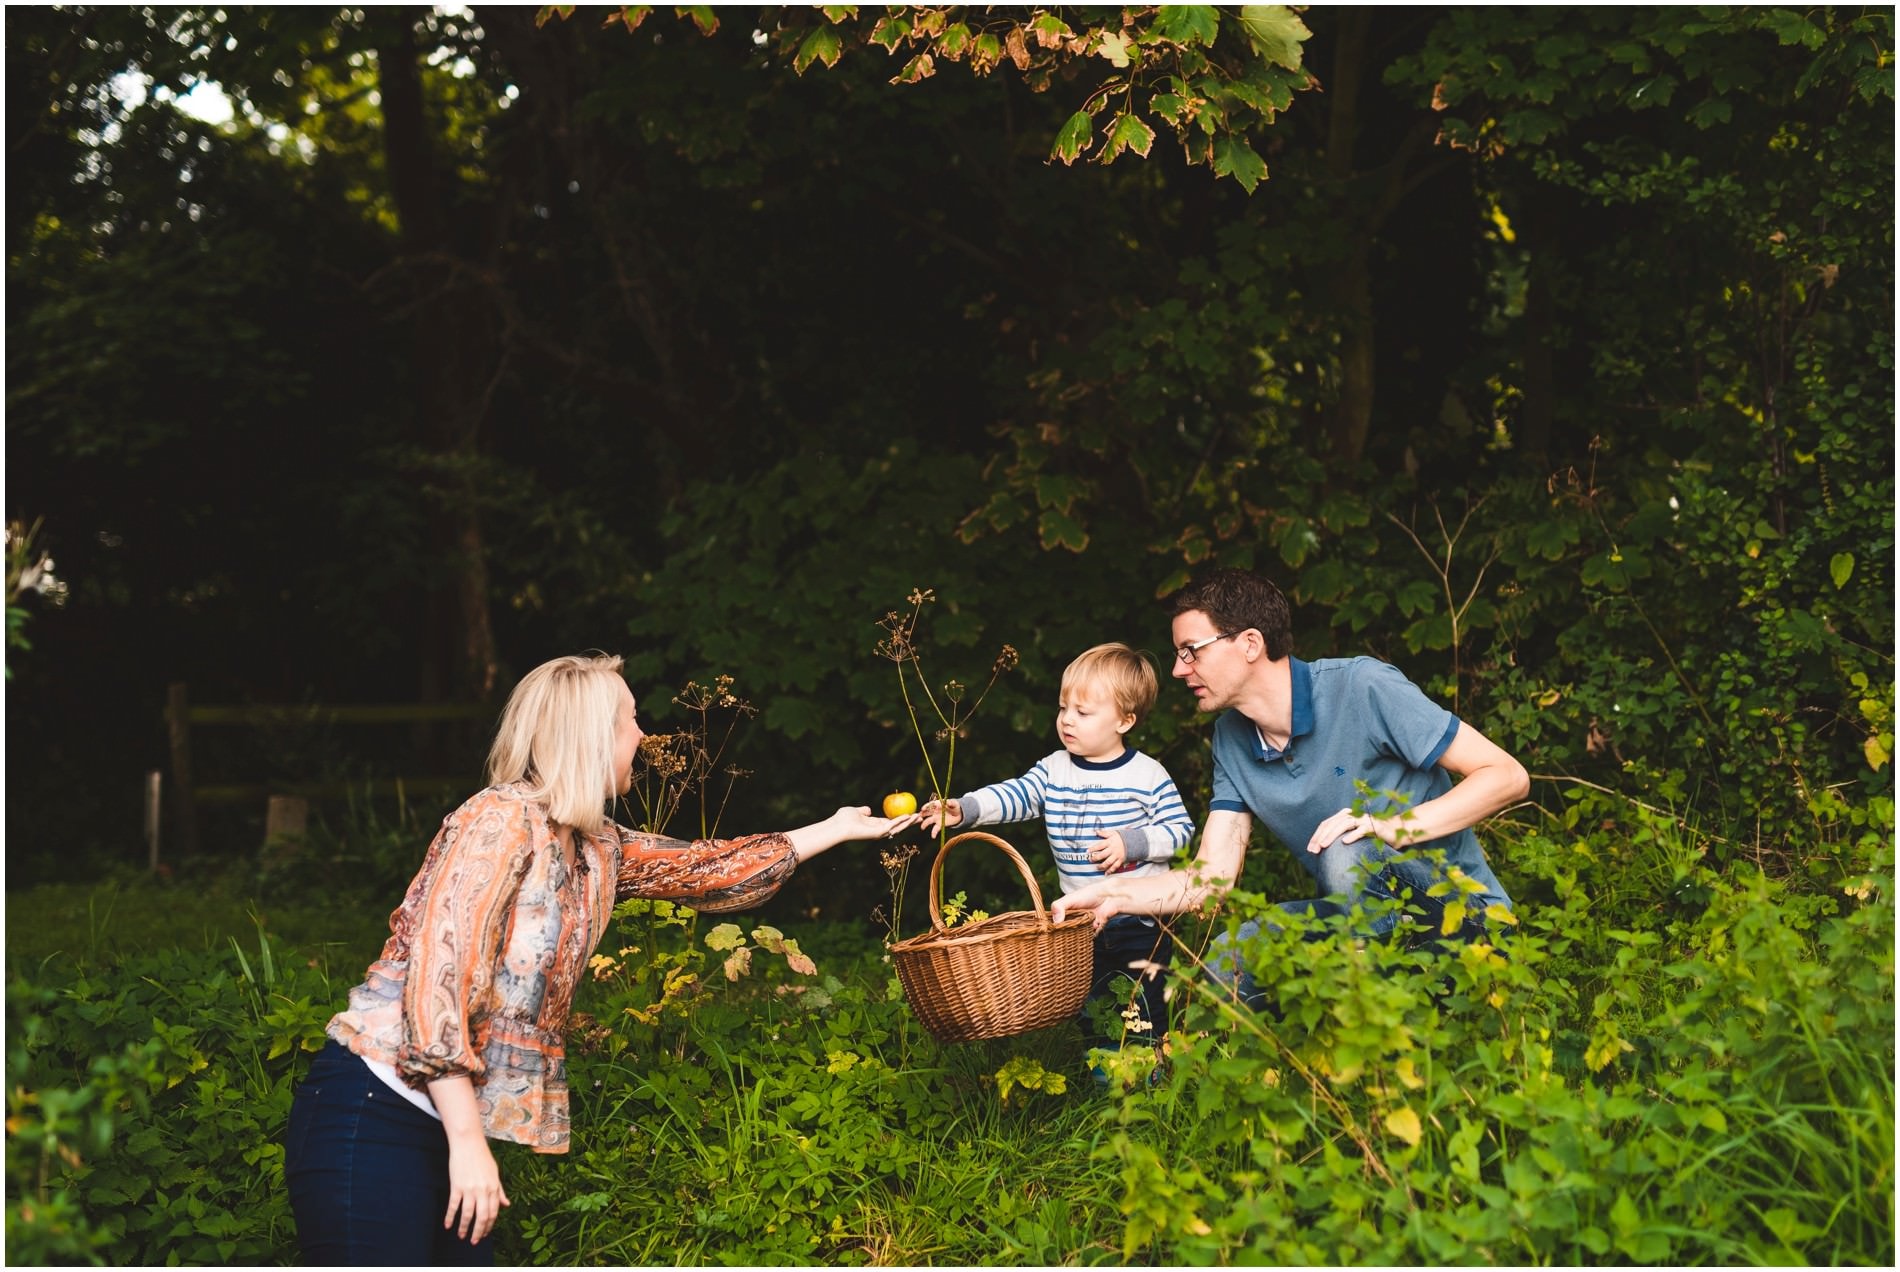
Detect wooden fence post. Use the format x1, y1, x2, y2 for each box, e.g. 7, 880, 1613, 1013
144, 769, 163, 873
166, 682, 200, 860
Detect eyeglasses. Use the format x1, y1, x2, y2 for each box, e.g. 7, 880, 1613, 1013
1174, 632, 1237, 665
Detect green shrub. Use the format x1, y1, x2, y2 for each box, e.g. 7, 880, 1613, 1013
6, 792, 1890, 1265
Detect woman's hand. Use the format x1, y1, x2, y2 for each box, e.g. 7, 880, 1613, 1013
786, 806, 918, 861
443, 1133, 510, 1245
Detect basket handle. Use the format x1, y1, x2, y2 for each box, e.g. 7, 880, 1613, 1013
925, 831, 1050, 934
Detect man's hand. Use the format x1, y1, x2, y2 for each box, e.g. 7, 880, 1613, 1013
1051, 880, 1120, 931
1304, 808, 1390, 856
1087, 829, 1131, 873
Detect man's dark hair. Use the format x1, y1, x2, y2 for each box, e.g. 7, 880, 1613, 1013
1168, 568, 1294, 660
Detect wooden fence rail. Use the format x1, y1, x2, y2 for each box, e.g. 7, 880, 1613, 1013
163, 682, 493, 863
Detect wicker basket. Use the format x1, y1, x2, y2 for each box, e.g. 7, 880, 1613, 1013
890, 831, 1095, 1044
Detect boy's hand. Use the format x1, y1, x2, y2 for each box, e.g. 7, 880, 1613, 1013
1088, 829, 1131, 873
918, 798, 962, 835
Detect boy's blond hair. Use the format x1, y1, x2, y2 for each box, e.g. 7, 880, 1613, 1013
487, 653, 625, 834
1060, 642, 1159, 725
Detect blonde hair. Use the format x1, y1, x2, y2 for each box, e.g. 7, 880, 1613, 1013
487, 653, 626, 835
1060, 642, 1158, 726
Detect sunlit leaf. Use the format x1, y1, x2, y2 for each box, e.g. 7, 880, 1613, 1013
1239, 5, 1311, 70
1383, 1105, 1423, 1146
1051, 109, 1093, 164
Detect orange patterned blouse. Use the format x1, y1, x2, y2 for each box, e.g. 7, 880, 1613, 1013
326, 782, 798, 1153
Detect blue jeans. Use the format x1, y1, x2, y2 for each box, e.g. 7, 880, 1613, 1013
285, 1041, 495, 1266
1082, 915, 1173, 1047
1206, 839, 1505, 1011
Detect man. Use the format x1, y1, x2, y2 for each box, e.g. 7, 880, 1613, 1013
1051, 567, 1528, 1008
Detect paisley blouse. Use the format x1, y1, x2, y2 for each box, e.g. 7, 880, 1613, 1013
326, 782, 798, 1153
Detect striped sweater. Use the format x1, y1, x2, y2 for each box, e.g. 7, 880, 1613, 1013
958, 748, 1195, 896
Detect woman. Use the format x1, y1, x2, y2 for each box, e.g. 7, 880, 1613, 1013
285, 654, 914, 1264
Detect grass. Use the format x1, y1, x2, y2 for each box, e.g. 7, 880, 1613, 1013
5, 866, 393, 976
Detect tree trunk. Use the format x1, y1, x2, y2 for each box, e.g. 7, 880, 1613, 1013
376, 12, 499, 702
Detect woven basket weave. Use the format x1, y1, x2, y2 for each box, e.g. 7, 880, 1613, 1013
890, 831, 1095, 1044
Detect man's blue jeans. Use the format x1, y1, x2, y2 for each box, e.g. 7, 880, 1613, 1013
1205, 837, 1504, 1010
285, 1041, 496, 1266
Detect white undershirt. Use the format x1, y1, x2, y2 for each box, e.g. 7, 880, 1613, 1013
361, 1054, 442, 1120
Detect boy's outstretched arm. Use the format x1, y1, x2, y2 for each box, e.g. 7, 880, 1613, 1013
1053, 809, 1252, 930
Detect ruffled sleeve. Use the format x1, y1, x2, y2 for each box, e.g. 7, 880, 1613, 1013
611, 826, 798, 913
393, 790, 535, 1085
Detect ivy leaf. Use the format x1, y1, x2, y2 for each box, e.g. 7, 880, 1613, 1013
794, 25, 843, 74
1383, 1105, 1424, 1146
1239, 5, 1311, 71
1211, 136, 1267, 191
1050, 109, 1094, 164
1830, 551, 1854, 588
1105, 112, 1157, 159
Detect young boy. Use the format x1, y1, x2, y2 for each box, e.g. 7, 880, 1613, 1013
920, 642, 1195, 1053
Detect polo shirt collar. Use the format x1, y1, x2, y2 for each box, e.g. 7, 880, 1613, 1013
1252, 657, 1314, 761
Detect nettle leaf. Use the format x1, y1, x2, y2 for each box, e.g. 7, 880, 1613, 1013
1239, 4, 1311, 71
1211, 135, 1267, 191
1153, 5, 1220, 47
1105, 111, 1157, 159
1038, 508, 1089, 552
794, 25, 844, 74
1051, 109, 1094, 164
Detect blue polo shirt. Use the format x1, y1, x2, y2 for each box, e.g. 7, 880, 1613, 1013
1209, 657, 1511, 908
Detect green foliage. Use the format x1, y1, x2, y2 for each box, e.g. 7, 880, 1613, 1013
9, 791, 1889, 1264
6, 929, 335, 1265
557, 4, 1318, 189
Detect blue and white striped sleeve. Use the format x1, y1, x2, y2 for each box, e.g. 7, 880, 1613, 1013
1118, 763, 1196, 863
959, 759, 1052, 828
